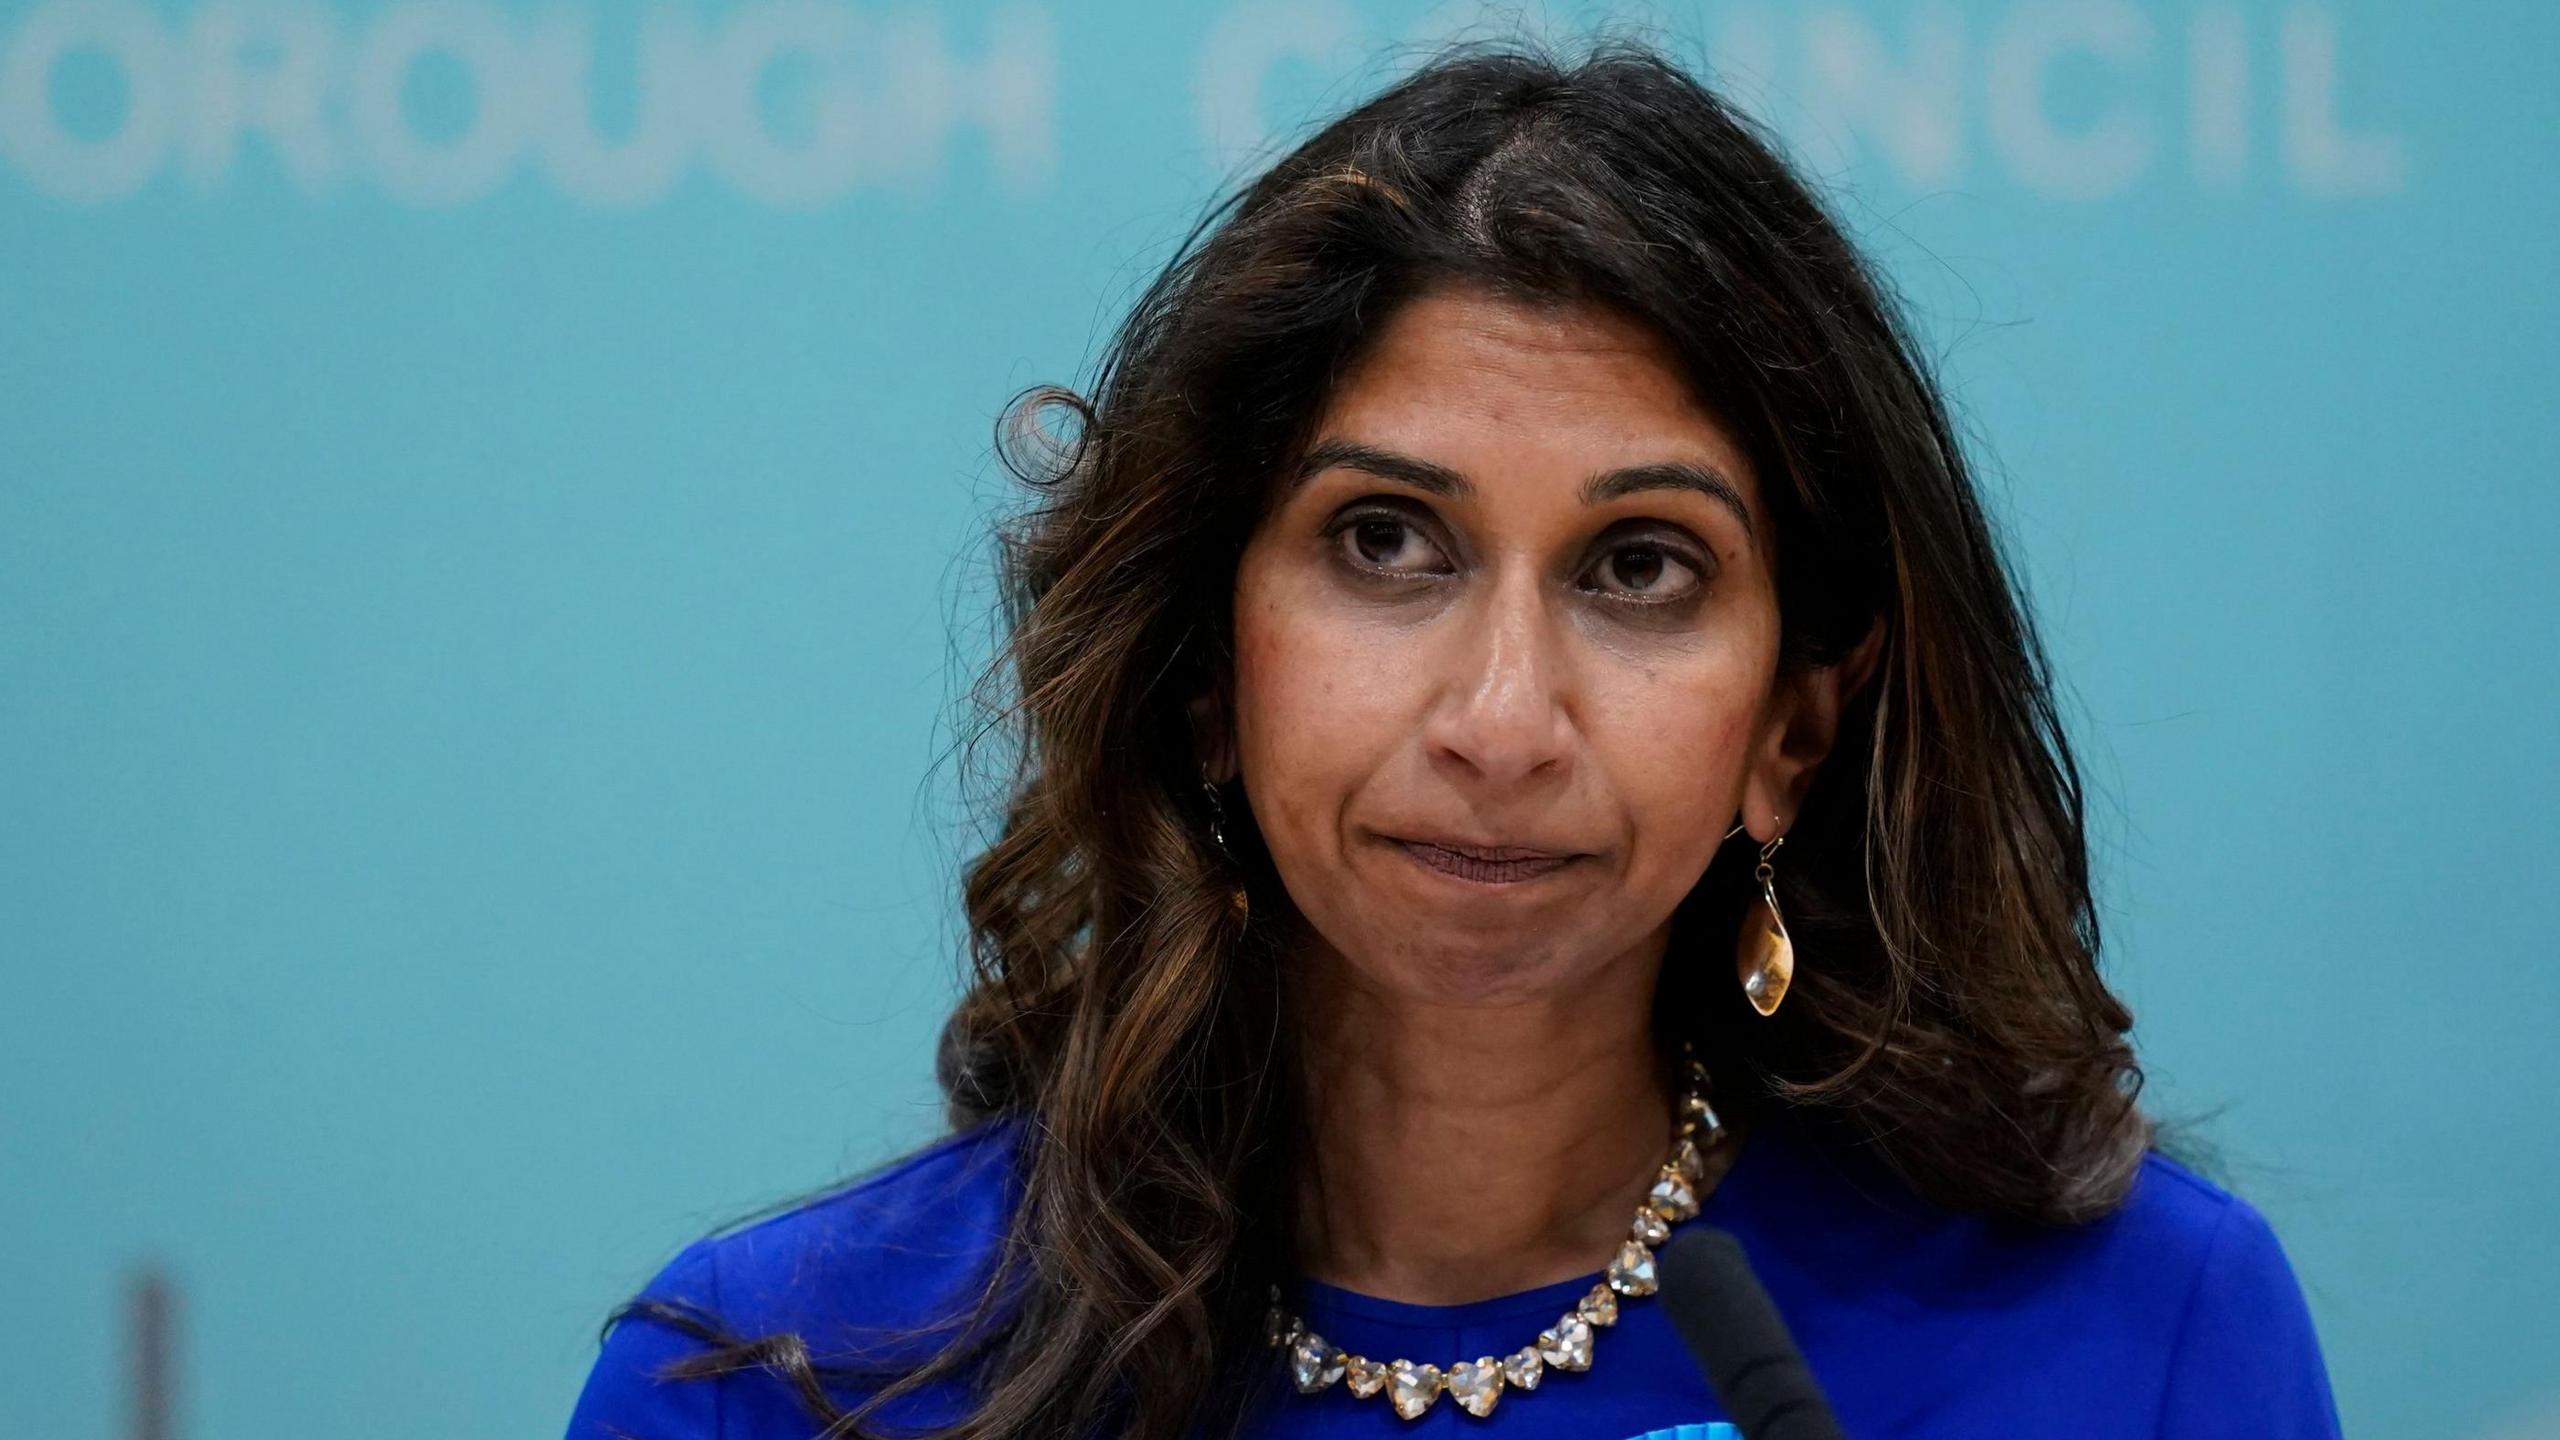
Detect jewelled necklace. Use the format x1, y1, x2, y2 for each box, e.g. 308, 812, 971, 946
1263, 1045, 1730, 1421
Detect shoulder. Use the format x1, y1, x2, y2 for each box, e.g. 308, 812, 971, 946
562, 1113, 1031, 1440
2092, 1147, 2265, 1287
1769, 1113, 2303, 1321
1748, 1111, 2249, 1303
1743, 1119, 2341, 1437
686, 1111, 1029, 1342
1950, 1145, 2327, 1365
1974, 1150, 2342, 1437
2130, 1153, 2344, 1438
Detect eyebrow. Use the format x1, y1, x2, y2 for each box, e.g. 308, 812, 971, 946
1287, 437, 1756, 539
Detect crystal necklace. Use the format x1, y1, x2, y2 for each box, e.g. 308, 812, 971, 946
1262, 1043, 1731, 1421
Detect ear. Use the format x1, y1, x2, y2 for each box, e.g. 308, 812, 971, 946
1187, 680, 1238, 783
1738, 615, 1886, 840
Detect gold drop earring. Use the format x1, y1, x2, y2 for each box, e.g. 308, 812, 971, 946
1725, 817, 1793, 1017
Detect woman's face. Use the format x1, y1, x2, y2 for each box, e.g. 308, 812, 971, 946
1225, 282, 1835, 1007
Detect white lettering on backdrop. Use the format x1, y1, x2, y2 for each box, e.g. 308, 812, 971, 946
0, 1, 2408, 208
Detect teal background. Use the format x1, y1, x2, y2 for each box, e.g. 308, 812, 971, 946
2, 1, 2552, 1435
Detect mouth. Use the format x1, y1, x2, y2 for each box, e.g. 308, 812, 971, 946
1386, 835, 1587, 887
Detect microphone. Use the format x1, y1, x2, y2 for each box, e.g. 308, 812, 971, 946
1654, 1226, 1848, 1440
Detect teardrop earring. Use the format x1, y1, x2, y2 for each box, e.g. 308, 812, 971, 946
1732, 820, 1793, 1017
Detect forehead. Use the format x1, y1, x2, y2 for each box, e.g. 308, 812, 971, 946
1309, 284, 1757, 496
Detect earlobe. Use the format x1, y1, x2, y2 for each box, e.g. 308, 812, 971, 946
1738, 615, 1887, 838
1735, 690, 1802, 843
1735, 729, 1798, 845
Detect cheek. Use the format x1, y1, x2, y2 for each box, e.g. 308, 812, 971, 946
1231, 584, 1405, 850
1590, 662, 1763, 876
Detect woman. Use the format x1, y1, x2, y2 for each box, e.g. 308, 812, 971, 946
565, 37, 2342, 1440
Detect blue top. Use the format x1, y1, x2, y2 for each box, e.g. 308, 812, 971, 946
565, 1106, 2342, 1439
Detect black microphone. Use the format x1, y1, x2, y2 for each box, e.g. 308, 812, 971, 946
1654, 1226, 1848, 1440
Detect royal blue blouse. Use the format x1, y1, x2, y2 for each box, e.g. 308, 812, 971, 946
564, 1105, 2342, 1439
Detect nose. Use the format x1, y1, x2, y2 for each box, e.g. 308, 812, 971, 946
1420, 563, 1575, 787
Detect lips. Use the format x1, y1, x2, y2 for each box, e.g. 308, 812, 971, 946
1389, 835, 1585, 885
1399, 836, 1573, 862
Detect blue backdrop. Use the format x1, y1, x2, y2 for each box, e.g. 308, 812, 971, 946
3, 2, 2552, 1436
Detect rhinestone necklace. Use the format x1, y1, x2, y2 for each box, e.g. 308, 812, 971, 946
1263, 1045, 1731, 1421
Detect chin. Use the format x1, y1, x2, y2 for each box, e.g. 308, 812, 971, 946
1351, 928, 1589, 1005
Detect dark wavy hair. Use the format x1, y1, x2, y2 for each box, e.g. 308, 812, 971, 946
600, 32, 2196, 1440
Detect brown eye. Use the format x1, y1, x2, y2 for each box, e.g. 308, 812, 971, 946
1350, 518, 1409, 566
1585, 540, 1706, 603
1331, 508, 1451, 576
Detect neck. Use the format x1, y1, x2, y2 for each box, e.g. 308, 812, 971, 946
1284, 928, 1678, 1306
